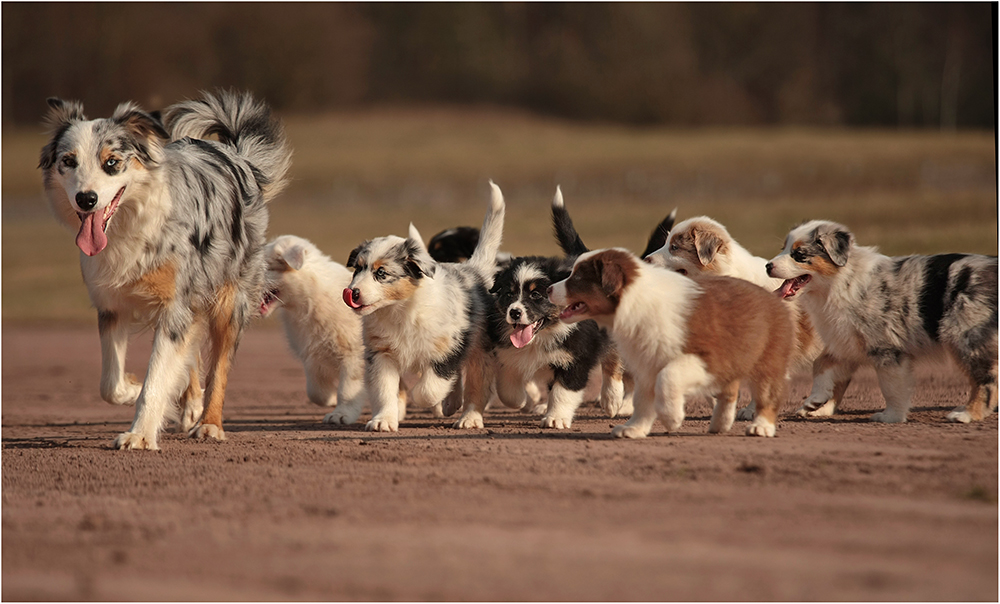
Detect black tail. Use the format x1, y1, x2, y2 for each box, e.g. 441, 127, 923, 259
639, 208, 677, 259
551, 186, 589, 257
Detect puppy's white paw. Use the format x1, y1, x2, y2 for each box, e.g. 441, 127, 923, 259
453, 411, 484, 430
181, 403, 203, 433
104, 374, 142, 406
540, 415, 572, 429
324, 408, 361, 425
745, 417, 776, 437
796, 400, 836, 417
945, 408, 973, 424
869, 410, 907, 424
189, 423, 227, 441
365, 416, 399, 432
735, 406, 755, 421
113, 432, 157, 450
611, 424, 648, 439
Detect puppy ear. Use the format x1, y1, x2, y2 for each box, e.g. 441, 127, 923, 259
404, 231, 437, 279
112, 101, 169, 165
39, 98, 86, 170
346, 243, 366, 269
599, 256, 626, 298
819, 229, 852, 267
279, 243, 306, 271
692, 226, 724, 266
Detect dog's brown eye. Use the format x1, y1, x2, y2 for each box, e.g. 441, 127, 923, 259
62, 156, 77, 169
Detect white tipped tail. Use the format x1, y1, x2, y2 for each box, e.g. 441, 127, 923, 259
467, 180, 506, 285
553, 185, 564, 209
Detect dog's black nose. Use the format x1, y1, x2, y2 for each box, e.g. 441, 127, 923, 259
351, 288, 361, 303
76, 191, 98, 211
765, 262, 774, 276
509, 308, 521, 321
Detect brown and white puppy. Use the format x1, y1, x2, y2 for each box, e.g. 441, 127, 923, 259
550, 248, 794, 438
768, 220, 998, 423
645, 215, 828, 418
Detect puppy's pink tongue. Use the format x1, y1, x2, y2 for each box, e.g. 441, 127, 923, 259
76, 213, 108, 256
510, 323, 535, 349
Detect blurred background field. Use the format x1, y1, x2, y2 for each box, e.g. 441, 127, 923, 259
2, 3, 996, 325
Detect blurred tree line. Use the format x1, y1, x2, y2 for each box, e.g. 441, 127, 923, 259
3, 2, 994, 128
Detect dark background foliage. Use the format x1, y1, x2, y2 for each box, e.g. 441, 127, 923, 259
3, 2, 994, 128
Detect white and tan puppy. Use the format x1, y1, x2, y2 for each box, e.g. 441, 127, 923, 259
646, 216, 828, 418
550, 248, 794, 438
768, 220, 998, 424
344, 182, 505, 431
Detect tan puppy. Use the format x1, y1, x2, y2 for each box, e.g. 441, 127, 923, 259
550, 248, 794, 438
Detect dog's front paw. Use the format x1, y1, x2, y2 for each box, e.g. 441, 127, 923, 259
540, 415, 572, 429
113, 432, 157, 450
735, 405, 755, 421
453, 411, 484, 429
189, 423, 227, 441
323, 408, 361, 425
745, 417, 776, 437
365, 416, 398, 432
795, 400, 836, 418
945, 408, 973, 423
869, 410, 907, 424
181, 402, 203, 433
611, 424, 648, 439
104, 374, 143, 406
526, 402, 548, 415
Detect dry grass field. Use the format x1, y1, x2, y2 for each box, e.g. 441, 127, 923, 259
2, 107, 996, 323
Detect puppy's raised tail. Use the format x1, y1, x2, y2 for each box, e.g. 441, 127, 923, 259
639, 208, 677, 259
163, 90, 291, 203
552, 186, 589, 257
467, 180, 506, 285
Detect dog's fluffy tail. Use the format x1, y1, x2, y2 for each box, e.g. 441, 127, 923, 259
164, 90, 291, 203
551, 186, 589, 257
467, 181, 506, 285
639, 208, 677, 259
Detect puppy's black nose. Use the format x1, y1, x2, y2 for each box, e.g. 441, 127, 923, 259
765, 262, 774, 276
509, 308, 521, 321
76, 191, 98, 211
351, 288, 361, 303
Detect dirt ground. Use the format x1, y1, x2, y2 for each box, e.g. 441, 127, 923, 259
2, 325, 996, 601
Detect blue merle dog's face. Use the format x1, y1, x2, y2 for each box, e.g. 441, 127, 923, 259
768, 220, 854, 299
345, 235, 436, 315
491, 257, 568, 348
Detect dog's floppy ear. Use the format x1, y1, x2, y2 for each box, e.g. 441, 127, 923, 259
278, 243, 306, 271
112, 101, 169, 165
818, 228, 852, 267
598, 254, 627, 298
347, 242, 367, 269
692, 225, 724, 266
405, 224, 437, 279
39, 98, 87, 170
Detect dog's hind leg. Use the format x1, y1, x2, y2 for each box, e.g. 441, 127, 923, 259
654, 354, 710, 433
599, 349, 627, 418
190, 285, 243, 441
871, 357, 915, 423
115, 319, 200, 450
179, 355, 204, 432
946, 348, 998, 423
98, 310, 142, 406
324, 354, 367, 425
708, 380, 740, 434
746, 376, 786, 437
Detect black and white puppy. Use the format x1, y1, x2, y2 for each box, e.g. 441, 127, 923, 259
491, 253, 626, 428
768, 220, 998, 423
344, 182, 505, 431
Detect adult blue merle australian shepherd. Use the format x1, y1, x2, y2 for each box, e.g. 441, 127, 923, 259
768, 220, 997, 424
343, 182, 506, 431
40, 90, 290, 450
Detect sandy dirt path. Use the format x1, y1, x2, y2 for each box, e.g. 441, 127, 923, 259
2, 326, 996, 601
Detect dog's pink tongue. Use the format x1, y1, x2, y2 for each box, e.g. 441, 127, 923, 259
510, 323, 535, 349
76, 213, 108, 256
777, 279, 797, 299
